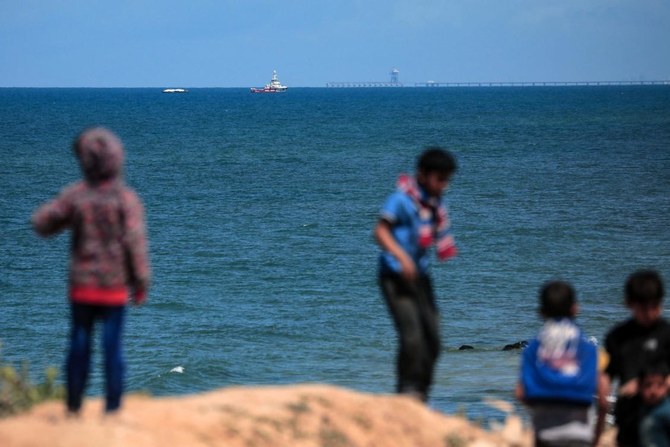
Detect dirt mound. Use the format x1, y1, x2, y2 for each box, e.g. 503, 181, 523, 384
0, 384, 615, 447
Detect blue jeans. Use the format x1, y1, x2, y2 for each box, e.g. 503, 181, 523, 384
67, 303, 126, 413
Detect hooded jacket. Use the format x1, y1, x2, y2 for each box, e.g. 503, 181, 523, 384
32, 128, 150, 305
520, 318, 597, 405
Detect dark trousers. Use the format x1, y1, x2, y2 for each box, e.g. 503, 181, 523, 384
536, 440, 591, 447
67, 303, 126, 413
614, 396, 643, 447
380, 274, 441, 401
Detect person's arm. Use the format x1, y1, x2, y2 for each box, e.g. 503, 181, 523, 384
31, 188, 74, 237
121, 190, 150, 305
514, 381, 525, 402
603, 333, 637, 397
374, 219, 417, 281
593, 372, 610, 447
618, 377, 638, 396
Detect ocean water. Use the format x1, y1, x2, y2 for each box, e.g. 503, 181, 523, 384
1, 86, 669, 421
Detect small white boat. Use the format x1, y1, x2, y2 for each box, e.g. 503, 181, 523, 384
163, 88, 188, 93
250, 70, 288, 93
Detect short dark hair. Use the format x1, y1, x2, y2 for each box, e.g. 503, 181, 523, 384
417, 147, 457, 175
625, 270, 664, 306
540, 280, 576, 318
639, 361, 670, 382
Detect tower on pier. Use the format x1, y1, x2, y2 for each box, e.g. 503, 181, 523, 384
390, 68, 399, 84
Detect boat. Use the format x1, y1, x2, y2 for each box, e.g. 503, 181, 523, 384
250, 70, 288, 93
163, 88, 188, 93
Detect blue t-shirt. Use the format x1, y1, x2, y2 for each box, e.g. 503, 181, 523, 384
378, 190, 439, 275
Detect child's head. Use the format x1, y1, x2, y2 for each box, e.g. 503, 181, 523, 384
625, 270, 664, 327
639, 363, 669, 407
539, 280, 577, 319
73, 127, 124, 184
416, 147, 457, 197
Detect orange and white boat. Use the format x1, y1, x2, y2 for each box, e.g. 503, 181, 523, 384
250, 70, 288, 93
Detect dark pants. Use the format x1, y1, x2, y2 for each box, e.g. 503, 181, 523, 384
67, 303, 126, 413
614, 396, 643, 447
536, 440, 591, 447
380, 274, 441, 401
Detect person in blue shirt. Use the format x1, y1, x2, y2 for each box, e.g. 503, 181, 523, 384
374, 147, 458, 402
516, 280, 608, 447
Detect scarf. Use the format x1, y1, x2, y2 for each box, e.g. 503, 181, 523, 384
397, 174, 457, 261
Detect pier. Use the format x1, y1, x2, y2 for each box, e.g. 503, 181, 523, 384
326, 80, 670, 88
327, 68, 405, 88
326, 81, 404, 88
414, 80, 670, 87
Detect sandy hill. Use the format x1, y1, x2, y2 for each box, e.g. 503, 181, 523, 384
0, 384, 615, 447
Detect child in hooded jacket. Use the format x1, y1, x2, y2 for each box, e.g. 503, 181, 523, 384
32, 127, 150, 414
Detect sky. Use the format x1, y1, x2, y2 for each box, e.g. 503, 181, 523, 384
1, 0, 669, 88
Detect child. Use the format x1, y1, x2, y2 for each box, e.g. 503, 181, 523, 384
516, 280, 608, 447
374, 147, 457, 402
605, 270, 669, 446
32, 127, 150, 414
639, 364, 670, 447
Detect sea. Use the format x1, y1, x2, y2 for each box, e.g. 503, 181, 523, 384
1, 86, 669, 423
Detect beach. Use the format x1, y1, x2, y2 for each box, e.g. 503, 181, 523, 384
0, 383, 622, 447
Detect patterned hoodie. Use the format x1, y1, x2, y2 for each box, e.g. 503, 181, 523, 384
520, 318, 597, 405
32, 128, 150, 306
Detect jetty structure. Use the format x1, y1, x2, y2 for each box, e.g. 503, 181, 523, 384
327, 69, 670, 88
326, 68, 403, 88
413, 80, 670, 87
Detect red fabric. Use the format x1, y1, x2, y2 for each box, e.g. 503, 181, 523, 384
437, 240, 458, 261
397, 174, 457, 261
70, 286, 129, 306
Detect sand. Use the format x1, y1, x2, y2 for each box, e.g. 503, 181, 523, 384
0, 384, 616, 447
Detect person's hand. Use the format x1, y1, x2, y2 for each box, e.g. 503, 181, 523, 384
133, 288, 147, 306
619, 378, 638, 396
399, 254, 418, 282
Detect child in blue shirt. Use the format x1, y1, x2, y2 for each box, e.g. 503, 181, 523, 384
516, 281, 608, 447
375, 147, 457, 402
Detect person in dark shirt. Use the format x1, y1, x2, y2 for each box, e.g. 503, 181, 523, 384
605, 270, 669, 446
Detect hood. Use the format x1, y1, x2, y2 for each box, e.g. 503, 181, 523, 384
73, 127, 124, 183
